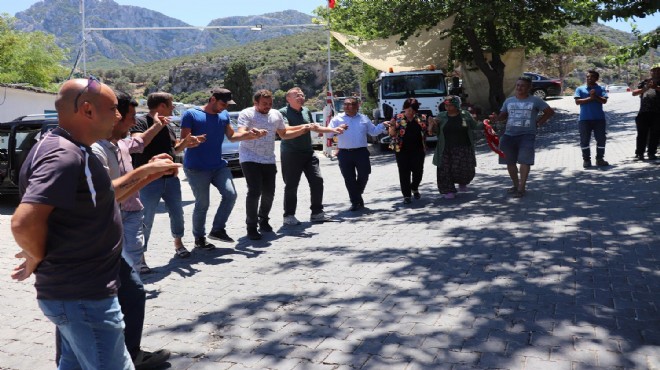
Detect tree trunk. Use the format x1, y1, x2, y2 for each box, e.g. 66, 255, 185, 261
463, 27, 506, 113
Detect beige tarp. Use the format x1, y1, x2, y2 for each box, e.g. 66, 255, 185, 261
330, 15, 455, 72
461, 48, 526, 112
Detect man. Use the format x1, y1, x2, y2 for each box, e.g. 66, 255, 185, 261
180, 88, 262, 247
11, 78, 179, 369
631, 65, 660, 160
130, 92, 204, 258
237, 89, 311, 240
89, 91, 173, 369
279, 87, 343, 225
490, 76, 555, 198
574, 70, 609, 168
326, 97, 388, 211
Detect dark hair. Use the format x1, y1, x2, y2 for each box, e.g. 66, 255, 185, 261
587, 70, 600, 79
518, 76, 533, 84
343, 96, 360, 105
114, 90, 138, 119
402, 98, 420, 111
253, 89, 273, 102
146, 92, 173, 110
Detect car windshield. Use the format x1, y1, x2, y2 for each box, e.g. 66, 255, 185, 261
381, 74, 447, 99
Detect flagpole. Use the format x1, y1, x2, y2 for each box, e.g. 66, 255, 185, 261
323, 1, 336, 159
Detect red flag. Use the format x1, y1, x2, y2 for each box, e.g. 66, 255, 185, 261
328, 0, 335, 8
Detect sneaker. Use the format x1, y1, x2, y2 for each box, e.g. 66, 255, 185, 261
634, 154, 644, 161
349, 203, 364, 212
208, 229, 234, 243
583, 159, 592, 168
310, 212, 332, 223
403, 197, 412, 204
259, 220, 273, 233
283, 215, 301, 225
133, 349, 171, 370
247, 226, 262, 240
458, 184, 468, 192
194, 236, 216, 250
443, 192, 456, 199
596, 159, 609, 166
648, 154, 658, 160
413, 191, 421, 199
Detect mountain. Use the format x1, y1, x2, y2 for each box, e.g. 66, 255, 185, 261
13, 0, 315, 67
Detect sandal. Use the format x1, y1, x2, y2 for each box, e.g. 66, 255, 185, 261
174, 246, 191, 258
507, 186, 518, 194
513, 189, 525, 198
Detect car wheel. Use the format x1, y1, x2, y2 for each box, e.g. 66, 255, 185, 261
532, 89, 547, 100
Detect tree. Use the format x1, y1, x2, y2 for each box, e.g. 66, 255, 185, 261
317, 1, 605, 112
597, 1, 660, 63
223, 60, 253, 110
0, 15, 66, 88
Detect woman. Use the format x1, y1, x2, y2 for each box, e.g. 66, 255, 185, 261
430, 95, 483, 199
388, 98, 428, 204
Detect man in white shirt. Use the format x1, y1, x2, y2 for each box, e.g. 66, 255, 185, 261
326, 97, 388, 211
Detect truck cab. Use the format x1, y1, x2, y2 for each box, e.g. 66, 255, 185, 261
372, 68, 448, 120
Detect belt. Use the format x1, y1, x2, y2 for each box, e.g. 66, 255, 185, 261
339, 147, 367, 152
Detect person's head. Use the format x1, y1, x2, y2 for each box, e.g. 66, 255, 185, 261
207, 87, 236, 114
342, 97, 360, 116
402, 98, 420, 115
515, 76, 533, 98
651, 65, 660, 80
253, 89, 273, 114
114, 90, 139, 139
285, 87, 306, 110
442, 95, 461, 112
586, 70, 600, 85
147, 92, 174, 116
54, 76, 121, 145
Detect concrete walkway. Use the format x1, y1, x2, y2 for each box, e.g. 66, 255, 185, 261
0, 94, 658, 370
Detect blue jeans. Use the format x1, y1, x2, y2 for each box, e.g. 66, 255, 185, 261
579, 119, 606, 160
40, 297, 134, 370
120, 210, 144, 270
139, 176, 185, 249
184, 166, 237, 238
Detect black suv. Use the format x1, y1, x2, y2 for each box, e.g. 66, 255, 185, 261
523, 72, 562, 100
0, 114, 58, 196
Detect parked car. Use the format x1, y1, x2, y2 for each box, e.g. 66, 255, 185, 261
606, 84, 631, 93
0, 114, 58, 196
523, 72, 562, 100
310, 111, 325, 150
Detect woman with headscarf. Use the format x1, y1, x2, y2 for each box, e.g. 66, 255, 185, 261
429, 95, 484, 199
388, 98, 428, 204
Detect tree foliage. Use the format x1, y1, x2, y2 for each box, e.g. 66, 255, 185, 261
223, 60, 254, 110
596, 1, 660, 63
0, 15, 66, 88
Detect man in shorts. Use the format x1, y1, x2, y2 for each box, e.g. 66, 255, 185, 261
490, 76, 555, 197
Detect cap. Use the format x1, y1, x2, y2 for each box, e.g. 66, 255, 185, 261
211, 88, 236, 104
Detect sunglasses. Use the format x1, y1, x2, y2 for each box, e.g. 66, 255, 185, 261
73, 75, 101, 113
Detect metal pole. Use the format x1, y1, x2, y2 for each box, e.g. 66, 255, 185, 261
81, 0, 86, 75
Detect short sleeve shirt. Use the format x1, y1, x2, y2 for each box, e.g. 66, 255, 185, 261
237, 107, 285, 164
19, 128, 122, 300
501, 96, 550, 136
181, 107, 228, 170
130, 115, 177, 169
574, 85, 608, 120
637, 79, 660, 113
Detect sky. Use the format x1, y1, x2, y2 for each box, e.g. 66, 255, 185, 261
1, 1, 658, 33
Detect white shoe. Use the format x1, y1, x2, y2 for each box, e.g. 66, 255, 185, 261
283, 215, 301, 226
310, 211, 332, 223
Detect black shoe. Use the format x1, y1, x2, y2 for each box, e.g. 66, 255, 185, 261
133, 349, 171, 370
208, 228, 234, 242
583, 159, 592, 168
247, 226, 262, 240
403, 197, 412, 204
413, 191, 421, 199
258, 221, 273, 233
648, 154, 658, 160
349, 203, 363, 212
194, 236, 216, 250
596, 159, 609, 166
634, 154, 644, 161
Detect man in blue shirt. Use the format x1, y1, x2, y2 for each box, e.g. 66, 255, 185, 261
181, 88, 262, 247
574, 70, 609, 168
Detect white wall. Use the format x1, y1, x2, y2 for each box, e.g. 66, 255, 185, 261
0, 86, 57, 122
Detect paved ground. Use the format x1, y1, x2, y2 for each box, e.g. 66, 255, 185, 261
0, 94, 658, 370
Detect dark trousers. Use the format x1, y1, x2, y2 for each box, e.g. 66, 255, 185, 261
635, 112, 660, 156
578, 120, 606, 160
337, 148, 371, 205
281, 151, 324, 216
56, 258, 145, 364
241, 161, 277, 226
395, 149, 425, 198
